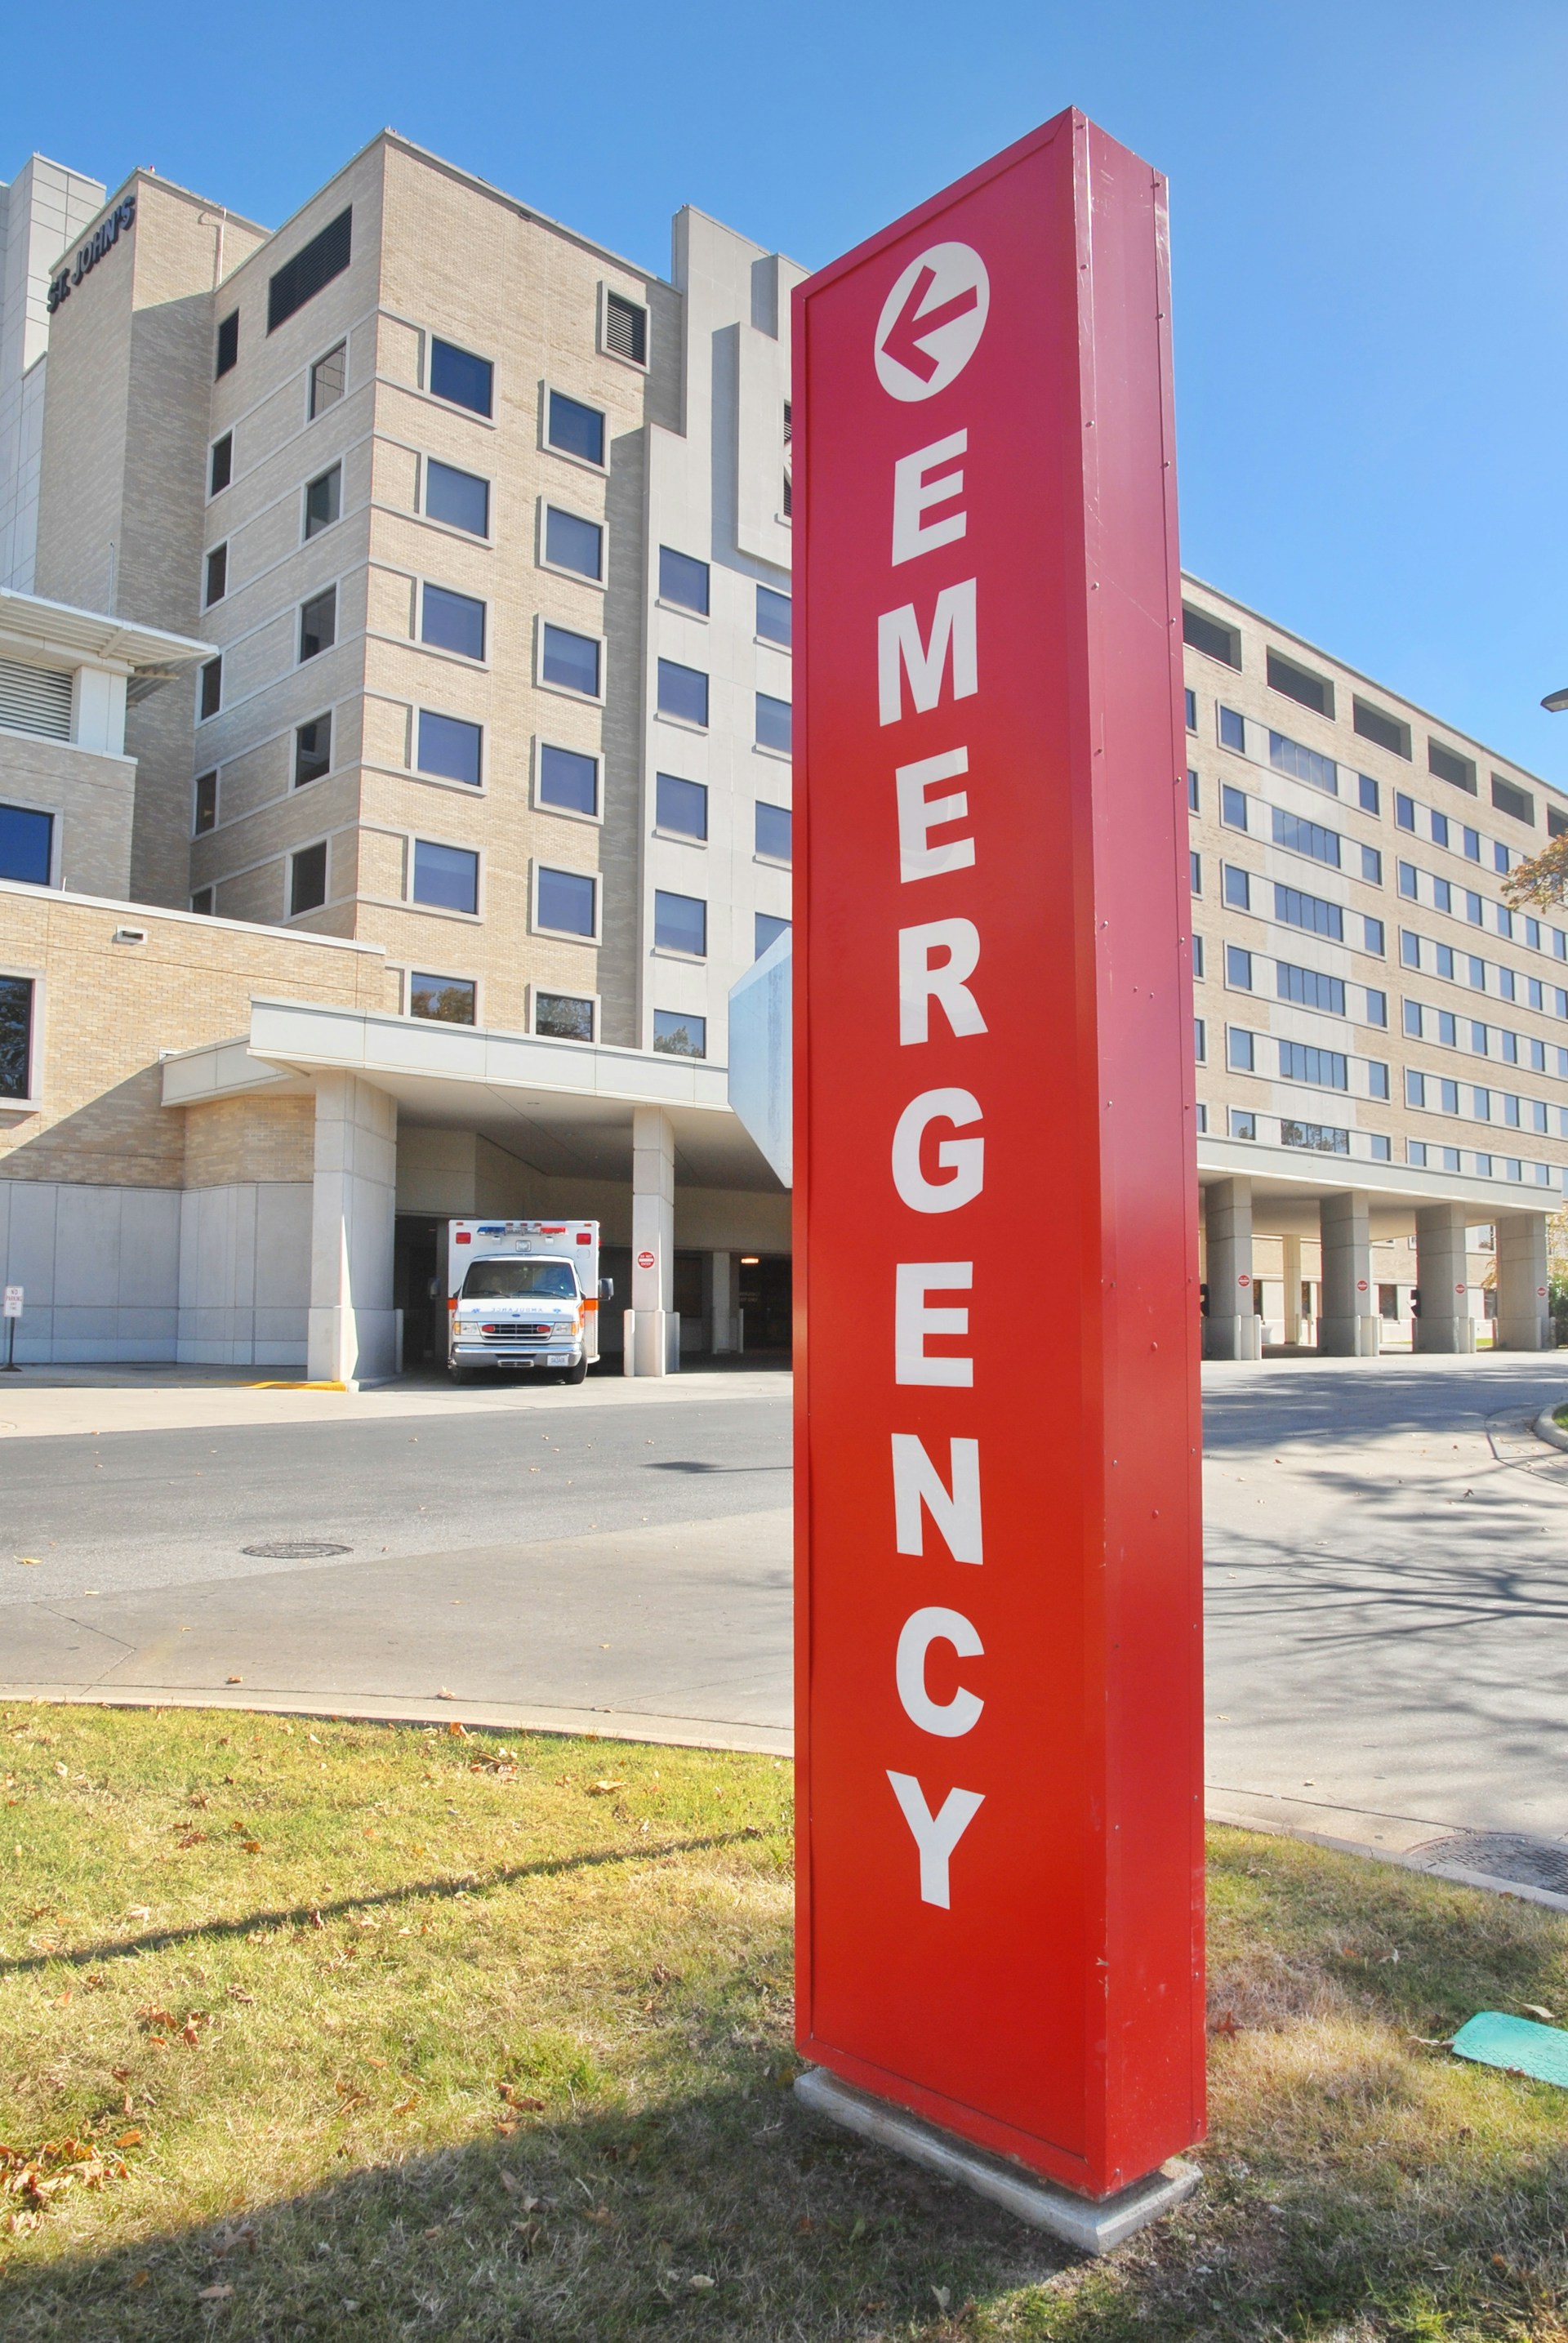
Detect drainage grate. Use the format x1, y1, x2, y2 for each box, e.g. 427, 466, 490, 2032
240, 1540, 352, 1561
1417, 1832, 1568, 1895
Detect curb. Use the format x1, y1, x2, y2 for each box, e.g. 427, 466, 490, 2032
1531, 1405, 1568, 1452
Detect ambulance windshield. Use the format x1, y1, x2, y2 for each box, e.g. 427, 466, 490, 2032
460, 1259, 579, 1300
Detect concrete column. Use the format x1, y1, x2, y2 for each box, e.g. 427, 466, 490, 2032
305, 1074, 399, 1384
623, 1104, 679, 1376
706, 1250, 737, 1353
1202, 1178, 1262, 1361
1281, 1235, 1303, 1347
1414, 1202, 1475, 1353
1496, 1209, 1551, 1351
1318, 1192, 1379, 1357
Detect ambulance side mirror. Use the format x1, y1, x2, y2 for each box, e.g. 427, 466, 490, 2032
599, 1278, 614, 1301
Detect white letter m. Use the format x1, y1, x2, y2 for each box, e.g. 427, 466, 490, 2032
879, 580, 977, 725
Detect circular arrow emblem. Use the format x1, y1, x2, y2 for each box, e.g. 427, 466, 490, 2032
875, 242, 990, 402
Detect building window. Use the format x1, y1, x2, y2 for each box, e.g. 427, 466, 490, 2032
535, 865, 595, 936
1194, 1018, 1206, 1062
535, 991, 595, 1042
310, 341, 346, 416
1431, 810, 1450, 849
410, 972, 476, 1025
1192, 935, 1205, 978
653, 1009, 706, 1058
299, 590, 336, 662
1266, 648, 1334, 718
545, 506, 604, 580
546, 389, 604, 466
1218, 705, 1245, 752
1352, 698, 1410, 758
604, 289, 648, 365
1428, 738, 1477, 794
1230, 1108, 1256, 1140
657, 658, 708, 728
1358, 773, 1381, 815
417, 710, 482, 787
1183, 605, 1241, 667
1269, 732, 1337, 795
215, 309, 238, 378
295, 715, 332, 787
1196, 1102, 1208, 1134
430, 338, 493, 418
1361, 844, 1383, 884
755, 801, 792, 862
1366, 988, 1388, 1027
1222, 864, 1251, 912
1395, 794, 1415, 831
268, 207, 351, 332
190, 888, 214, 916
204, 544, 227, 606
757, 586, 792, 647
209, 434, 233, 496
290, 841, 327, 915
659, 546, 710, 614
1273, 883, 1343, 940
193, 771, 217, 835
1185, 688, 1196, 731
1277, 962, 1343, 1013
1187, 768, 1200, 813
0, 974, 34, 1099
413, 840, 480, 915
537, 743, 599, 816
1281, 1120, 1349, 1155
756, 912, 791, 959
1226, 944, 1253, 990
422, 585, 485, 662
756, 693, 792, 754
655, 889, 706, 956
199, 657, 222, 718
656, 773, 707, 840
1364, 915, 1385, 955
1227, 1027, 1255, 1073
1491, 775, 1535, 826
1369, 1134, 1392, 1162
1278, 1040, 1348, 1090
1190, 850, 1201, 895
425, 460, 489, 538
0, 804, 52, 885
1220, 784, 1248, 831
1365, 1061, 1388, 1100
1273, 808, 1340, 866
541, 622, 599, 697
305, 463, 341, 538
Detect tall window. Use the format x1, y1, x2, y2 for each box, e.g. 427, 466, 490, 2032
204, 544, 227, 605
417, 710, 482, 786
310, 341, 346, 416
305, 463, 341, 538
654, 890, 706, 956
412, 840, 479, 915
535, 866, 596, 936
0, 804, 52, 884
756, 585, 792, 647
547, 390, 604, 466
215, 310, 238, 378
659, 546, 709, 613
537, 744, 598, 815
421, 585, 485, 661
299, 590, 336, 661
656, 773, 707, 840
657, 660, 708, 727
755, 802, 791, 862
295, 715, 332, 787
209, 434, 233, 496
199, 657, 222, 717
430, 338, 492, 417
426, 461, 489, 537
756, 693, 792, 754
756, 913, 791, 959
290, 841, 327, 915
0, 974, 34, 1100
541, 623, 599, 697
545, 507, 603, 580
193, 772, 217, 835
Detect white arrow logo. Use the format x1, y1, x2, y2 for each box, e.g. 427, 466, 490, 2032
875, 242, 990, 403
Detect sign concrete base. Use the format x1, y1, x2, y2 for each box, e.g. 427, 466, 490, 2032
793, 2068, 1200, 2256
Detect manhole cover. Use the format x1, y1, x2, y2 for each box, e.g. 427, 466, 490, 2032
240, 1540, 352, 1561
1418, 1832, 1568, 1895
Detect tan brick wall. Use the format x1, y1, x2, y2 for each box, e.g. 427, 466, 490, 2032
0, 730, 135, 898
183, 1093, 314, 1185
0, 885, 390, 1186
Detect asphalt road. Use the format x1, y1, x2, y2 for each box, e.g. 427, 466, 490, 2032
6, 1356, 1568, 1842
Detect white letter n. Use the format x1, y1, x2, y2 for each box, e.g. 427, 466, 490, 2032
891, 1434, 982, 1562
878, 581, 977, 724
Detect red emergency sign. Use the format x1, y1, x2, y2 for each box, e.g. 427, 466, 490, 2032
793, 110, 1205, 2200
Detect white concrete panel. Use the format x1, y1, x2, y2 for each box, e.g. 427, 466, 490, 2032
117, 1187, 181, 1308
6, 1180, 59, 1301
54, 1186, 124, 1307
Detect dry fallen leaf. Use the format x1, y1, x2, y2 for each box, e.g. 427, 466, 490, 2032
197, 2283, 233, 2301
1521, 2003, 1557, 2021
115, 2130, 142, 2149
390, 2095, 417, 2115
225, 1676, 243, 1686
587, 1780, 627, 1797
15, 1557, 40, 1566
689, 2272, 715, 2290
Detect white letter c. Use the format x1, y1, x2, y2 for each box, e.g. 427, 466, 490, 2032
896, 1606, 984, 1737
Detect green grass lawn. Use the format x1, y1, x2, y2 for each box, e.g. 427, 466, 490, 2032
2, 1704, 1567, 2341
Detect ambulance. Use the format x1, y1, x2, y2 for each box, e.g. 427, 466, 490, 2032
445, 1219, 609, 1383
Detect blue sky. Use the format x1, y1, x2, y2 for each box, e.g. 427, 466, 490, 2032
7, 1, 1568, 782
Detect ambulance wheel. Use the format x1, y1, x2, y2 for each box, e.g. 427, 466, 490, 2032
560, 1357, 587, 1385
449, 1363, 475, 1384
